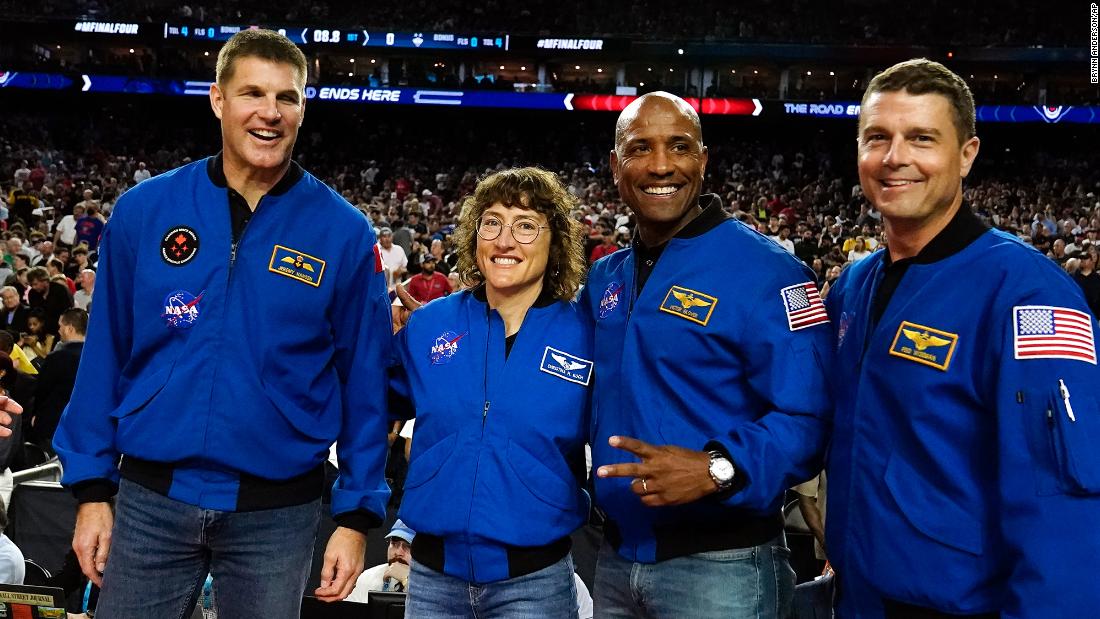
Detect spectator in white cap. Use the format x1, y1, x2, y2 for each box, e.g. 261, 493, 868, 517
346, 520, 415, 601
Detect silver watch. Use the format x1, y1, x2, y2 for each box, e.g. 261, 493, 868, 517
708, 451, 736, 490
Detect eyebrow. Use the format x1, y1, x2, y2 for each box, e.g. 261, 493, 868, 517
861, 124, 942, 136
235, 84, 300, 99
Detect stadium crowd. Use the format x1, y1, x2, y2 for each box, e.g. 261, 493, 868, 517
2, 105, 1099, 323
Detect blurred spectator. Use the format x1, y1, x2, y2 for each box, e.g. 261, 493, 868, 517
771, 224, 795, 254
346, 520, 415, 600
54, 204, 86, 249
0, 286, 29, 340
847, 236, 872, 262
7, 181, 39, 228
27, 308, 87, 451
74, 205, 105, 252
377, 227, 408, 291
588, 229, 620, 263
1073, 248, 1100, 318
73, 269, 95, 311
66, 245, 93, 280
405, 255, 450, 304
47, 258, 76, 295
32, 240, 56, 268
21, 308, 56, 363
26, 266, 73, 336
132, 162, 152, 184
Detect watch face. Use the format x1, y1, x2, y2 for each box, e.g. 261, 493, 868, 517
712, 458, 735, 482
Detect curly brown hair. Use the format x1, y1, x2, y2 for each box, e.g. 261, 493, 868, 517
453, 167, 587, 301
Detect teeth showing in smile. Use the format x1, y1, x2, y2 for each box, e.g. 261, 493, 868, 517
493, 257, 519, 265
250, 130, 279, 140
643, 186, 679, 195
882, 180, 917, 187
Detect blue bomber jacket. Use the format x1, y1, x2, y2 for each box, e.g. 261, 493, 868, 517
53, 157, 392, 527
582, 195, 833, 563
826, 208, 1100, 618
393, 287, 591, 584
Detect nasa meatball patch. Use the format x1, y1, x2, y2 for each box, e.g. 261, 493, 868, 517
162, 289, 204, 329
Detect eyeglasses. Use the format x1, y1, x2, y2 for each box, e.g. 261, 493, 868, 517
477, 216, 549, 244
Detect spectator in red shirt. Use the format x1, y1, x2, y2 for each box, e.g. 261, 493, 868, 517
589, 229, 620, 264
406, 254, 451, 304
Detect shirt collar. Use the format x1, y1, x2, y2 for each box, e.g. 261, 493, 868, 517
206, 152, 304, 197
471, 283, 557, 308
883, 202, 989, 267
631, 193, 730, 254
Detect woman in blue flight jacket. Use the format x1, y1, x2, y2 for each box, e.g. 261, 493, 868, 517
392, 167, 591, 618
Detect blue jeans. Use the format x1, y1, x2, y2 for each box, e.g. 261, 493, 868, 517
593, 536, 795, 619
96, 478, 321, 618
405, 554, 579, 619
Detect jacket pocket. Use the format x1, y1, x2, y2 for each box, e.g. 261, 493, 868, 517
507, 440, 577, 510
883, 454, 983, 556
109, 362, 174, 419
404, 432, 458, 490
260, 377, 335, 441
1045, 381, 1100, 495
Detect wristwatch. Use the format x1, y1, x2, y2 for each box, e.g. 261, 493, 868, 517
708, 451, 736, 490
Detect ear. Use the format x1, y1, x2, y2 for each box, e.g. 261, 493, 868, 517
210, 82, 224, 120
609, 149, 620, 184
958, 136, 980, 179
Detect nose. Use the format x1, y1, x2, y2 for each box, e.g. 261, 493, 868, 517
881, 136, 910, 168
646, 148, 673, 177
493, 225, 518, 249
258, 96, 282, 123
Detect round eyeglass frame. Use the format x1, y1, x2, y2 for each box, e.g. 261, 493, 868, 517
476, 217, 550, 244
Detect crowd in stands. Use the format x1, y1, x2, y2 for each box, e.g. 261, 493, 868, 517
1, 0, 1080, 47
2, 103, 1098, 321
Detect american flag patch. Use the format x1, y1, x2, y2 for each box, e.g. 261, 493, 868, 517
1013, 305, 1096, 364
780, 282, 829, 331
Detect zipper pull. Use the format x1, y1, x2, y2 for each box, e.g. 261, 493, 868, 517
483, 401, 490, 424
1059, 379, 1076, 422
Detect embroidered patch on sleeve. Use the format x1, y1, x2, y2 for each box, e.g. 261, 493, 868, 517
1013, 305, 1096, 364
780, 282, 829, 331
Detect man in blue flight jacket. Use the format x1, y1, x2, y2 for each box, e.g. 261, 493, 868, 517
586, 92, 833, 618
53, 30, 392, 616
826, 58, 1100, 618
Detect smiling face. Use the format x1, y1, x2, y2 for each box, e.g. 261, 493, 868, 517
210, 56, 304, 179
475, 203, 551, 300
857, 90, 979, 236
611, 94, 708, 245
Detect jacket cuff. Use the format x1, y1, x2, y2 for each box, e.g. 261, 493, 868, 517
703, 440, 749, 501
72, 479, 118, 504
333, 509, 383, 536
